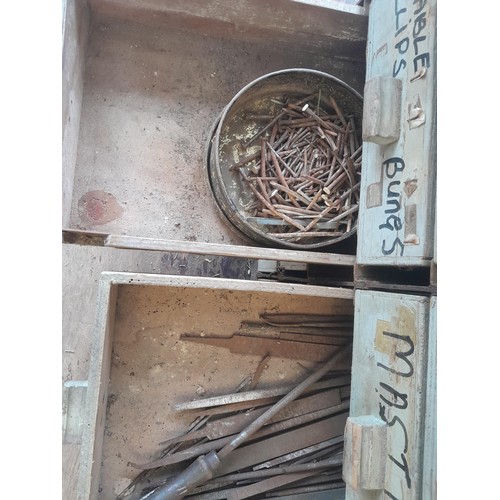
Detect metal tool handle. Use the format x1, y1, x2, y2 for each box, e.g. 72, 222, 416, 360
144, 451, 220, 500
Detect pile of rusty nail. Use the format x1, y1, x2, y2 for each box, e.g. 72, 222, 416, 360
233, 93, 362, 244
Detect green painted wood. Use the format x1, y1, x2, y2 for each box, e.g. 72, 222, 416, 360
357, 0, 437, 266
346, 290, 429, 500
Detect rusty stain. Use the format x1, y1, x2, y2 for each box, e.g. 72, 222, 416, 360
78, 190, 124, 225
404, 179, 418, 198
374, 319, 394, 356
374, 306, 417, 363
373, 43, 388, 61
403, 234, 420, 245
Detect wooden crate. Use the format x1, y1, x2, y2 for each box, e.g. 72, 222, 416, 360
62, 0, 368, 266
61, 1, 437, 499
79, 272, 354, 499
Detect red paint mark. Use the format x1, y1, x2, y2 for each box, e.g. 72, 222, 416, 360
404, 180, 418, 198
78, 190, 124, 226
85, 198, 105, 221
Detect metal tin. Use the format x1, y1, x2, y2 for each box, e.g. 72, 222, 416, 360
209, 68, 364, 250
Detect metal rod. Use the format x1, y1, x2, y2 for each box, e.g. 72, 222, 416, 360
144, 346, 351, 499
218, 345, 351, 459
211, 456, 342, 483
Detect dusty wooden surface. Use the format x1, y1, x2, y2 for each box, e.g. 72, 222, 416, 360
67, 6, 365, 248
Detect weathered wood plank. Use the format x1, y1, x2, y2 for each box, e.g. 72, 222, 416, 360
77, 279, 118, 500
62, 0, 89, 227
354, 279, 432, 295
88, 0, 367, 58
105, 234, 357, 267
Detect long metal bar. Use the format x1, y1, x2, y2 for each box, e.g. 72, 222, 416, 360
239, 321, 354, 338
182, 471, 319, 500
274, 470, 343, 488
218, 345, 351, 459
212, 456, 342, 483
259, 313, 354, 327
254, 436, 344, 470
160, 388, 342, 447
293, 446, 343, 466
180, 333, 348, 362
143, 458, 342, 498
188, 381, 347, 418
266, 480, 344, 497
174, 376, 350, 411
226, 471, 321, 500
145, 346, 351, 499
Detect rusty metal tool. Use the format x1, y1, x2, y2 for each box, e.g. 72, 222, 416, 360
143, 458, 343, 499
254, 436, 344, 470
275, 331, 351, 346
184, 380, 349, 418
259, 313, 353, 328
181, 472, 320, 500
215, 405, 348, 474
160, 388, 342, 447
270, 479, 345, 497
207, 456, 342, 485
143, 346, 351, 499
226, 470, 321, 500
136, 403, 348, 470
239, 321, 353, 338
198, 463, 340, 496
174, 375, 351, 412
276, 471, 343, 491
237, 323, 351, 345
190, 473, 342, 499
292, 445, 343, 466
180, 332, 350, 363
202, 411, 348, 476
148, 410, 348, 475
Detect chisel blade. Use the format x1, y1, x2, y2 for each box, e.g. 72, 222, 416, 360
181, 333, 351, 363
